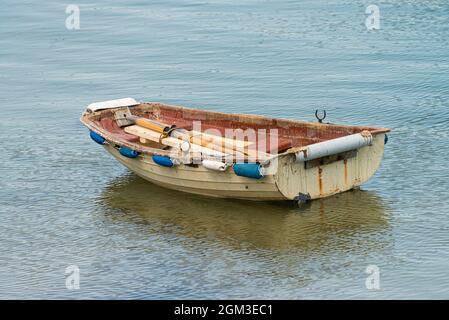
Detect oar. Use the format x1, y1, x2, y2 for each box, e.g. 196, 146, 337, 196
116, 110, 269, 161
120, 114, 246, 156
124, 125, 230, 159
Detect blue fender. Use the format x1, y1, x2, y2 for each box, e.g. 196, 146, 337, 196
152, 155, 174, 167
233, 163, 264, 179
119, 146, 140, 158
90, 130, 106, 145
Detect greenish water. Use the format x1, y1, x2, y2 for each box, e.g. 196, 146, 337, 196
1, 0, 449, 299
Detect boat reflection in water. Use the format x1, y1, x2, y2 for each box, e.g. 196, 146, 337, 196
97, 174, 391, 252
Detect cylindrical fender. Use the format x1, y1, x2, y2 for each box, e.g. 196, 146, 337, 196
152, 155, 174, 167
90, 130, 106, 145
295, 131, 373, 162
233, 163, 264, 179
202, 160, 228, 172
119, 146, 140, 158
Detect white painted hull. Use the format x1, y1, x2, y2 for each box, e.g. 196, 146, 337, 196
104, 144, 285, 201
103, 133, 386, 201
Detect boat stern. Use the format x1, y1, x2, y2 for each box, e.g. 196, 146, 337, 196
273, 132, 387, 200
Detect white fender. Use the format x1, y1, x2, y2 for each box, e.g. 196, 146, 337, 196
295, 131, 373, 162
202, 160, 229, 172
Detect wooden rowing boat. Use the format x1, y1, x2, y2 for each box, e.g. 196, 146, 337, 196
80, 98, 390, 203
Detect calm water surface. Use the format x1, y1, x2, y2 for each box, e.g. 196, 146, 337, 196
1, 0, 449, 298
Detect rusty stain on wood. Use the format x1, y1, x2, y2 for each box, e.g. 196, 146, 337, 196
304, 149, 357, 169
344, 159, 348, 186
318, 167, 323, 195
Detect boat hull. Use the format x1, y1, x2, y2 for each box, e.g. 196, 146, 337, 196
104, 144, 286, 201
103, 132, 386, 201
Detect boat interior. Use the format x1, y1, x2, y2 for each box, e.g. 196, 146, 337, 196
82, 102, 389, 157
